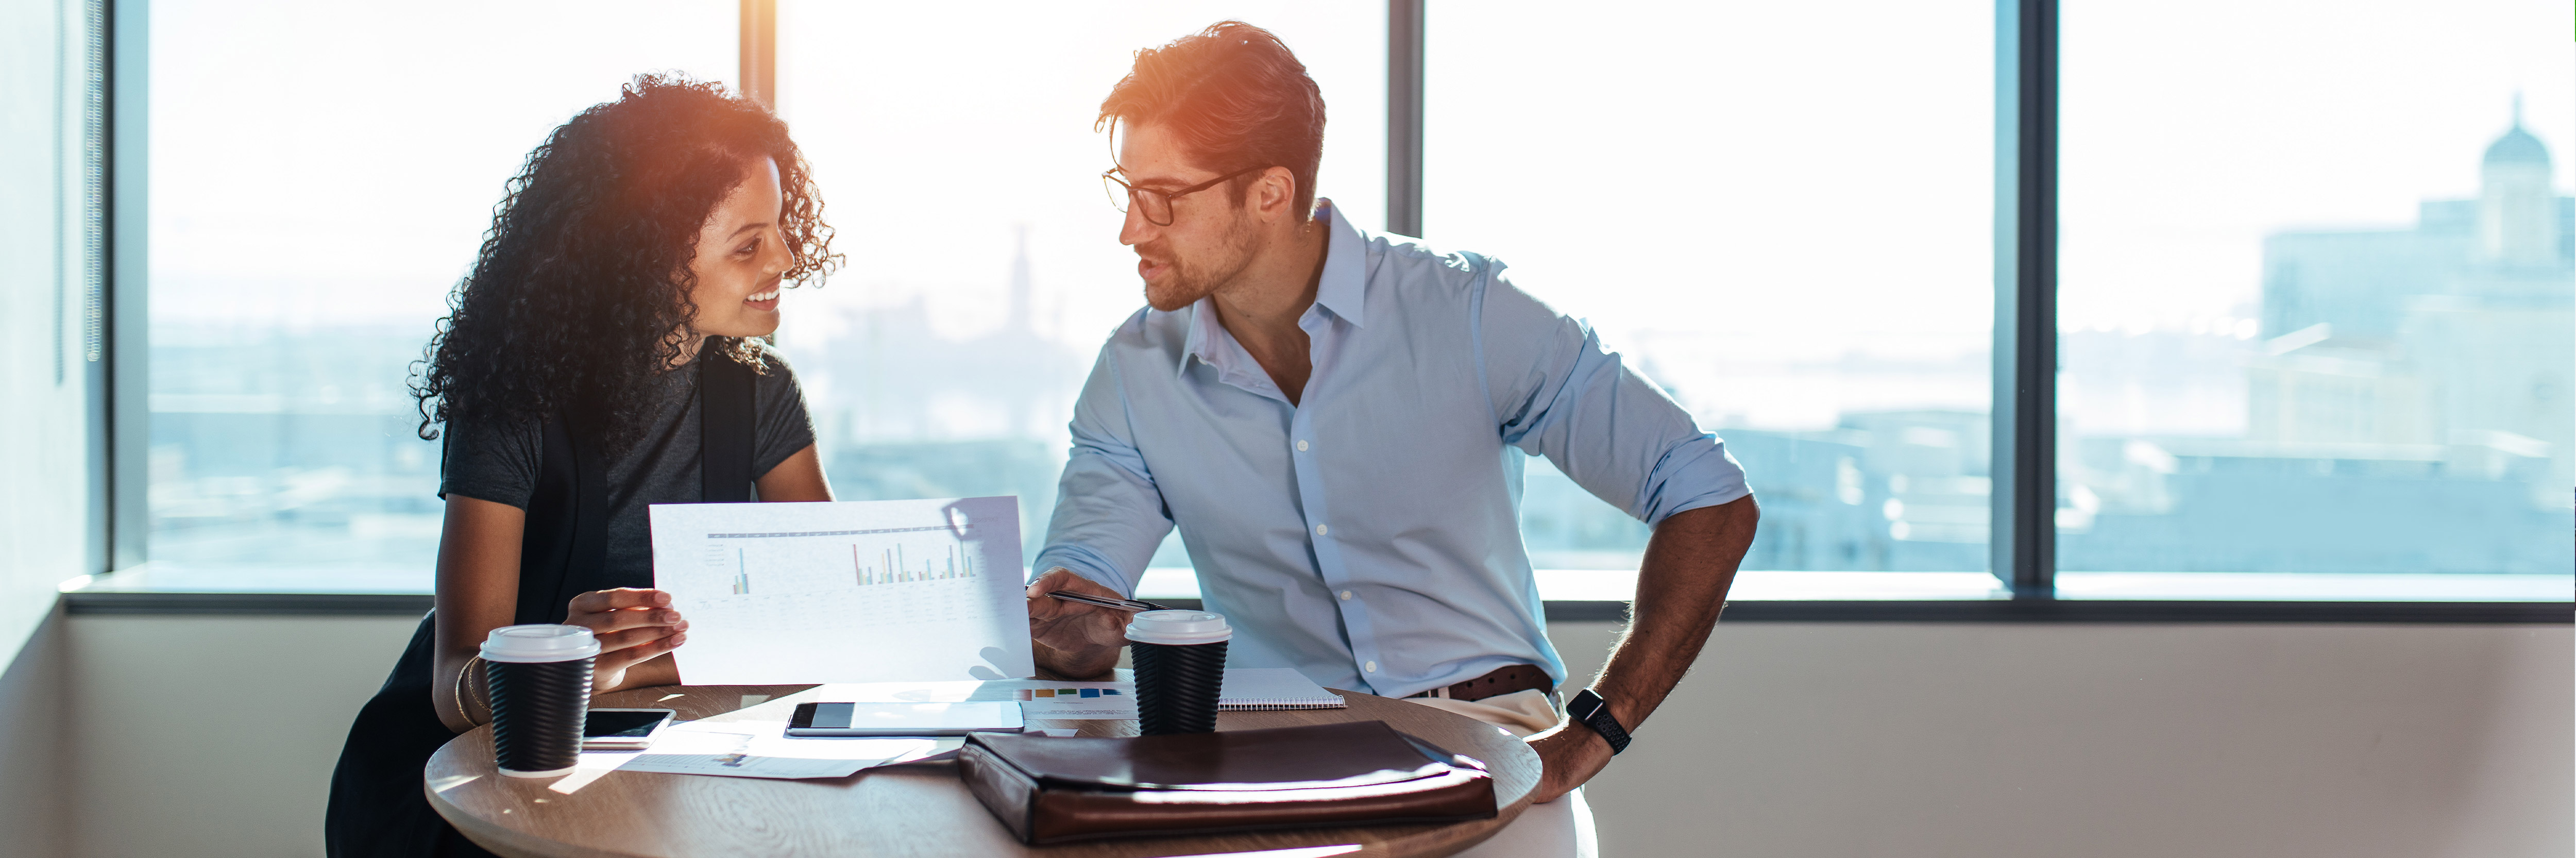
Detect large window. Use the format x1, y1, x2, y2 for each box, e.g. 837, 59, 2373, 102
146, 1, 736, 587
1427, 1, 1997, 593
104, 0, 2570, 615
2057, 0, 2574, 600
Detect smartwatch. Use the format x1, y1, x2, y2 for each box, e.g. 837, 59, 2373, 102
1566, 689, 1632, 755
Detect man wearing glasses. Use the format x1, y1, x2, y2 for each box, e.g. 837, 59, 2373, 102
1026, 21, 1758, 855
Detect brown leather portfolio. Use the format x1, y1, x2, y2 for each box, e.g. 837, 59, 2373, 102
957, 720, 1498, 845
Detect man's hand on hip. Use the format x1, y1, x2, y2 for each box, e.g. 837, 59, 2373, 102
1026, 568, 1131, 679
1524, 718, 1616, 803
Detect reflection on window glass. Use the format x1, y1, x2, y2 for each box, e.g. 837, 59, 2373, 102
1427, 1, 1994, 573
148, 1, 734, 581
2059, 0, 2574, 598
774, 3, 1384, 567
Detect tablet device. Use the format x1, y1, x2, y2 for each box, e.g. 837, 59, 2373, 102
786, 701, 1025, 737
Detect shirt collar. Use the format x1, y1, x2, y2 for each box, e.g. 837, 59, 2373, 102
1311, 199, 1368, 329
1177, 199, 1370, 377
1180, 295, 1222, 378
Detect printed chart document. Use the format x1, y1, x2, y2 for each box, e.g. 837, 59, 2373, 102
579, 720, 936, 781
651, 496, 1034, 684
1013, 683, 1138, 719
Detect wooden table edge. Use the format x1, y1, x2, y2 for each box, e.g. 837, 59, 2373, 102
427, 686, 1541, 858
429, 776, 657, 858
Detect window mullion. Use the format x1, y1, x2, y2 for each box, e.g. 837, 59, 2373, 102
1992, 0, 2057, 597
1386, 0, 1424, 238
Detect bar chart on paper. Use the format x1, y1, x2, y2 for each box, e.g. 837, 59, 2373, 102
702, 529, 981, 594
651, 497, 1035, 685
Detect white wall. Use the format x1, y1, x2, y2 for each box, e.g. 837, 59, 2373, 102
62, 615, 422, 858
1, 0, 103, 853
0, 0, 102, 651
33, 615, 2571, 858
1560, 623, 2573, 858
0, 609, 66, 858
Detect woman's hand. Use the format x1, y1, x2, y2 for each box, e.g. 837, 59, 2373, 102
564, 587, 688, 693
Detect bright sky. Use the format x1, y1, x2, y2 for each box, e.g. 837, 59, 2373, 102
148, 0, 2571, 427
768, 2, 1383, 349
1427, 1, 1996, 354
148, 0, 736, 331
2059, 0, 2575, 330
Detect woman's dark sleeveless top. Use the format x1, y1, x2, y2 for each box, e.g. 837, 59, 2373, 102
322, 350, 760, 858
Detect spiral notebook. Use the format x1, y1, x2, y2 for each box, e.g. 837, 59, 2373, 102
1219, 668, 1348, 711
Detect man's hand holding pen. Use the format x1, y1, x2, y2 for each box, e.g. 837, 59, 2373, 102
1026, 568, 1137, 679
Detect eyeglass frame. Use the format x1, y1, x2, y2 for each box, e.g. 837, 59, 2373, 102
1101, 164, 1270, 226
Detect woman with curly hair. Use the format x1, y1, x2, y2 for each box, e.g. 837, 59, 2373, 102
326, 74, 839, 857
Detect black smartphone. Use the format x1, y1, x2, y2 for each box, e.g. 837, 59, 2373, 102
581, 708, 676, 750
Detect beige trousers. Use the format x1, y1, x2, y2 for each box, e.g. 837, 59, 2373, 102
1402, 689, 1600, 858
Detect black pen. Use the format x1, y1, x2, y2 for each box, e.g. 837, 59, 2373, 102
1046, 591, 1170, 612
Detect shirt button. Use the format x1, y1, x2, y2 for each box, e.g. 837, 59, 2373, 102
1297, 440, 1309, 452
1314, 524, 1328, 536
1364, 661, 1377, 673
1338, 590, 1352, 601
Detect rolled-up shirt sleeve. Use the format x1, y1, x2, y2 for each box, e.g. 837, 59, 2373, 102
1476, 260, 1750, 526
1032, 347, 1176, 596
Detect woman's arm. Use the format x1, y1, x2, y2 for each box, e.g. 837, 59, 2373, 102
755, 443, 834, 502
431, 494, 691, 733
431, 495, 527, 733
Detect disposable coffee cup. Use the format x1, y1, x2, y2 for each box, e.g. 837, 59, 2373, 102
1126, 610, 1231, 736
481, 624, 600, 778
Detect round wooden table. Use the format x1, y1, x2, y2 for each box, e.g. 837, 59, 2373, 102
427, 683, 1539, 858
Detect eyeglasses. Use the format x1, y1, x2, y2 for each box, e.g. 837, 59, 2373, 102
1101, 165, 1266, 226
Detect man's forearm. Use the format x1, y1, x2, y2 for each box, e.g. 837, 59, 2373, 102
1586, 495, 1758, 731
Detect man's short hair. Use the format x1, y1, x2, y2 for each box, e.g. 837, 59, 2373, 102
1099, 21, 1326, 220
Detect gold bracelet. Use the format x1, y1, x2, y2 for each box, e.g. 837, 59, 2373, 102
453, 656, 486, 728
465, 655, 489, 714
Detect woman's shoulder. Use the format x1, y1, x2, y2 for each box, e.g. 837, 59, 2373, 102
439, 406, 546, 508
446, 403, 546, 447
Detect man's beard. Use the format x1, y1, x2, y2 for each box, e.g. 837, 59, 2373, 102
1142, 210, 1260, 312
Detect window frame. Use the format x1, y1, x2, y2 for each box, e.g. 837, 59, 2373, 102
76, 0, 2573, 623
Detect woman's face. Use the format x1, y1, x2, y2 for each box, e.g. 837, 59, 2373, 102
686, 157, 791, 339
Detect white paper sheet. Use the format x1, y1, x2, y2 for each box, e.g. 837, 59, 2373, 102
604, 720, 937, 780
806, 671, 1345, 720
650, 497, 1035, 684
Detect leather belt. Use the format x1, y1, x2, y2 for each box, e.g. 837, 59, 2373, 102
1406, 664, 1553, 702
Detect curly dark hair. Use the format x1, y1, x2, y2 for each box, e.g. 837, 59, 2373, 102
412, 73, 838, 453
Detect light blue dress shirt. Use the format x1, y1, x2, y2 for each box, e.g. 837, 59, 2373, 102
1034, 201, 1750, 697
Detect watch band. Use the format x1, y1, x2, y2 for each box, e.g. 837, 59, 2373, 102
1566, 689, 1632, 755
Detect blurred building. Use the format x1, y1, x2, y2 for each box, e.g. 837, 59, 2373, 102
2061, 106, 2573, 574
2249, 102, 2573, 499
799, 227, 1087, 559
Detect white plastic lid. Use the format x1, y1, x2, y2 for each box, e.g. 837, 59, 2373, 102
1125, 610, 1232, 645
480, 624, 602, 663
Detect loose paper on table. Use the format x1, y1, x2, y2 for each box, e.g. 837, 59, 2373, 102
570, 720, 935, 782
651, 496, 1035, 685
855, 669, 1347, 720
